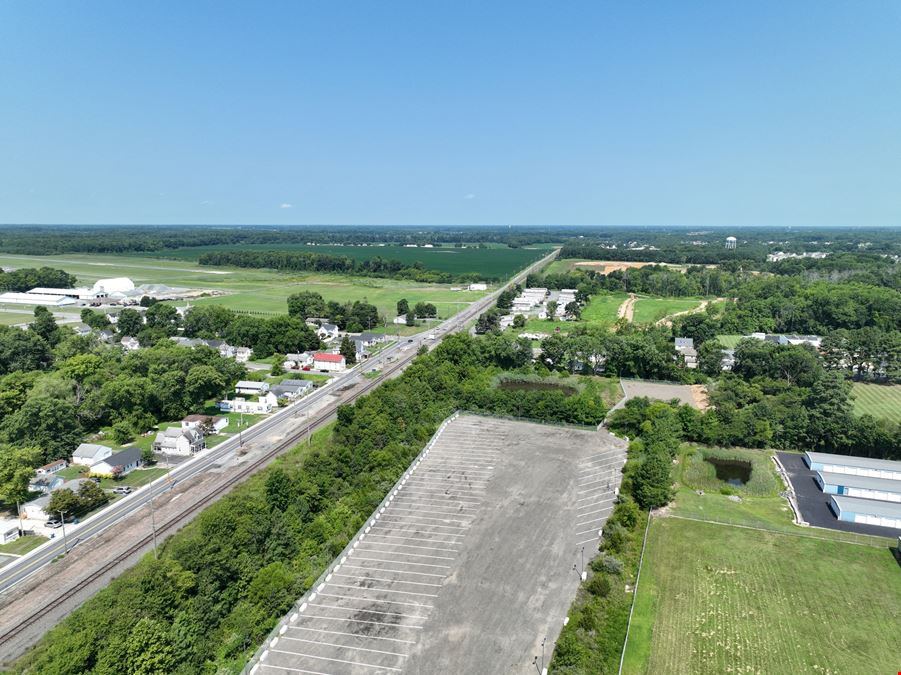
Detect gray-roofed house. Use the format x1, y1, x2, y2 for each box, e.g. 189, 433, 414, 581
674, 337, 698, 369
72, 443, 113, 466
236, 380, 269, 395
317, 323, 340, 341
91, 447, 144, 477
28, 474, 64, 494
152, 427, 205, 456
359, 332, 388, 346
271, 379, 314, 400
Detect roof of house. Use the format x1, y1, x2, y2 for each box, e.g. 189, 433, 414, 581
817, 471, 901, 494
675, 337, 694, 349
98, 447, 143, 468
39, 459, 67, 470
285, 352, 311, 360
321, 323, 338, 331
806, 451, 901, 473
830, 495, 901, 519
183, 414, 225, 423
236, 380, 267, 389
279, 379, 313, 388
73, 443, 113, 459
314, 352, 344, 363
360, 332, 384, 341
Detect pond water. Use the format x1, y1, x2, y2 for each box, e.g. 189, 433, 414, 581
705, 457, 752, 486
497, 380, 578, 396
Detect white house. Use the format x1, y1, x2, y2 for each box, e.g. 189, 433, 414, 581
28, 474, 64, 494
0, 518, 20, 544
36, 459, 67, 476
152, 427, 205, 456
314, 352, 346, 372
235, 380, 269, 396
674, 337, 698, 369
359, 332, 388, 347
468, 283, 488, 291
21, 478, 95, 521
181, 414, 229, 434
235, 347, 253, 363
219, 397, 274, 414
284, 352, 314, 369
120, 336, 141, 351
316, 323, 340, 341
393, 314, 409, 325
91, 447, 143, 477
72, 443, 113, 466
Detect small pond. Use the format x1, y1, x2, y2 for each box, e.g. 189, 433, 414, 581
497, 380, 578, 396
705, 457, 752, 486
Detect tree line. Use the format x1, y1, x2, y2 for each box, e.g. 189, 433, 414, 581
0, 266, 77, 292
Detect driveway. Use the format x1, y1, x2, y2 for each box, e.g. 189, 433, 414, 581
777, 452, 901, 538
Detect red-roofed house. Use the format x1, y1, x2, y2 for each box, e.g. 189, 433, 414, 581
313, 352, 346, 372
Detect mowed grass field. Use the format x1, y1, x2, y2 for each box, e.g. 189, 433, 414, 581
511, 292, 627, 335
142, 243, 551, 277
851, 382, 901, 423
623, 517, 901, 675
0, 253, 489, 326
631, 297, 704, 323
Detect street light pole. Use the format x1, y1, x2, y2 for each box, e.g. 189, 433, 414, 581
59, 511, 69, 554
15, 499, 23, 536
532, 636, 547, 675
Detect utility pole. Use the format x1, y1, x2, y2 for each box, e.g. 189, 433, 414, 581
59, 511, 69, 554
532, 636, 547, 675
15, 499, 23, 536
148, 490, 158, 559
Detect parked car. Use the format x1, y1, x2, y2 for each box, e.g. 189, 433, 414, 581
46, 519, 62, 528
112, 486, 133, 495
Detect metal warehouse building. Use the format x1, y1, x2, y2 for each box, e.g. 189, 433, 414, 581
804, 451, 901, 482
815, 472, 901, 504
829, 495, 901, 530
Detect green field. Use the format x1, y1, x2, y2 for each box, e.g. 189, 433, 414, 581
141, 242, 550, 277
622, 517, 901, 675
631, 297, 704, 323
0, 534, 47, 555
512, 293, 627, 336
852, 382, 901, 423
0, 252, 489, 325
715, 334, 744, 348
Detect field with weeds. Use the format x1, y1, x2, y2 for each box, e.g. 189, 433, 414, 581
851, 382, 901, 423
631, 297, 704, 324
622, 516, 901, 675
678, 445, 779, 497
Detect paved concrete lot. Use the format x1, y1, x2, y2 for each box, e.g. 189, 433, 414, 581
620, 379, 700, 409
778, 452, 901, 538
255, 415, 627, 675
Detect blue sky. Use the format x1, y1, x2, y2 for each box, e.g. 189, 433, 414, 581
1, 1, 899, 226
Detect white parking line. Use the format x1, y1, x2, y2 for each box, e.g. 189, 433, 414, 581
317, 591, 436, 607
575, 537, 601, 546
579, 457, 624, 470
354, 540, 458, 553
366, 532, 461, 546
348, 556, 452, 570
576, 515, 609, 528
575, 527, 602, 536
288, 624, 418, 644
576, 491, 613, 502
386, 506, 474, 519
327, 583, 439, 598
397, 488, 481, 503
369, 526, 466, 540
267, 649, 402, 672
577, 503, 615, 517
306, 602, 429, 621
390, 497, 479, 510
280, 635, 409, 658
340, 563, 445, 578
333, 573, 442, 588
420, 463, 494, 470
405, 477, 489, 487
375, 516, 470, 530
354, 547, 456, 560
259, 663, 333, 675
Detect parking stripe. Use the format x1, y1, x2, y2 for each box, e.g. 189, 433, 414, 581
340, 563, 444, 578
297, 614, 424, 629
365, 532, 461, 547
374, 517, 469, 530
333, 573, 442, 588
348, 556, 452, 570
327, 583, 439, 598
353, 547, 456, 560
390, 497, 478, 510
317, 591, 435, 607
386, 506, 474, 519
259, 664, 333, 675
266, 649, 402, 672
288, 624, 418, 644
279, 636, 408, 658
308, 602, 429, 620
397, 488, 481, 503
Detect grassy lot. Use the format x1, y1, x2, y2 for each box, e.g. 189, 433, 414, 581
0, 535, 48, 555
98, 467, 168, 489
678, 444, 779, 497
631, 297, 704, 324
715, 334, 744, 348
0, 252, 488, 326
140, 242, 549, 277
851, 381, 901, 423
511, 293, 627, 336
622, 516, 901, 675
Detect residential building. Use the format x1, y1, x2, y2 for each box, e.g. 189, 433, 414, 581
22, 478, 96, 521
721, 349, 736, 371
351, 337, 369, 359
235, 347, 253, 363
218, 397, 273, 414
181, 414, 229, 434
152, 427, 205, 456
72, 443, 113, 466
674, 337, 698, 369
0, 519, 19, 544
91, 447, 144, 477
393, 314, 408, 325
120, 336, 141, 351
271, 379, 314, 400
36, 459, 67, 476
316, 323, 340, 341
72, 323, 93, 337
284, 352, 314, 369
314, 352, 346, 372
468, 283, 488, 291
359, 332, 388, 346
98, 329, 115, 343
235, 380, 270, 396
28, 474, 64, 494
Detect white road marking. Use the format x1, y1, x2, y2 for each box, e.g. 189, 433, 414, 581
348, 556, 452, 569
333, 573, 442, 588
386, 506, 474, 519
340, 563, 445, 578
259, 664, 333, 675
327, 583, 439, 598
279, 635, 408, 658
575, 537, 601, 546
317, 591, 436, 607
365, 532, 461, 547
267, 649, 402, 672
288, 624, 418, 644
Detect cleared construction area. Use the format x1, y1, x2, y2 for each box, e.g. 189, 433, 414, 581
251, 414, 627, 675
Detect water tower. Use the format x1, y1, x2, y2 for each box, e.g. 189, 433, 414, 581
725, 236, 737, 250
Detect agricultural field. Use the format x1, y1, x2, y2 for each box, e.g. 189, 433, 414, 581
851, 382, 901, 423
0, 252, 488, 326
631, 296, 704, 324
622, 516, 901, 675
141, 242, 551, 278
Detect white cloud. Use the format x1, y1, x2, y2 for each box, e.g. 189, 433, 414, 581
463, 193, 476, 200
280, 203, 294, 209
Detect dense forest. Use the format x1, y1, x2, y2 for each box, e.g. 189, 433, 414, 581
0, 267, 77, 292
9, 332, 612, 674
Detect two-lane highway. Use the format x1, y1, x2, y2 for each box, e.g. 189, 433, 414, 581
0, 249, 557, 597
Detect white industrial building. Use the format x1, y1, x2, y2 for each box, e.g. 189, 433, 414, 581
804, 452, 901, 482
829, 495, 901, 530
815, 471, 901, 504
0, 292, 78, 307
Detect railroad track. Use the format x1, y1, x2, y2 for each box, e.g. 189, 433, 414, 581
0, 353, 413, 650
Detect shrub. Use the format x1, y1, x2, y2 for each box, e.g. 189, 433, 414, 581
591, 554, 624, 576
601, 521, 629, 554
586, 573, 611, 597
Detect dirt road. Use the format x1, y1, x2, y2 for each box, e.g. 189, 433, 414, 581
617, 293, 636, 322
